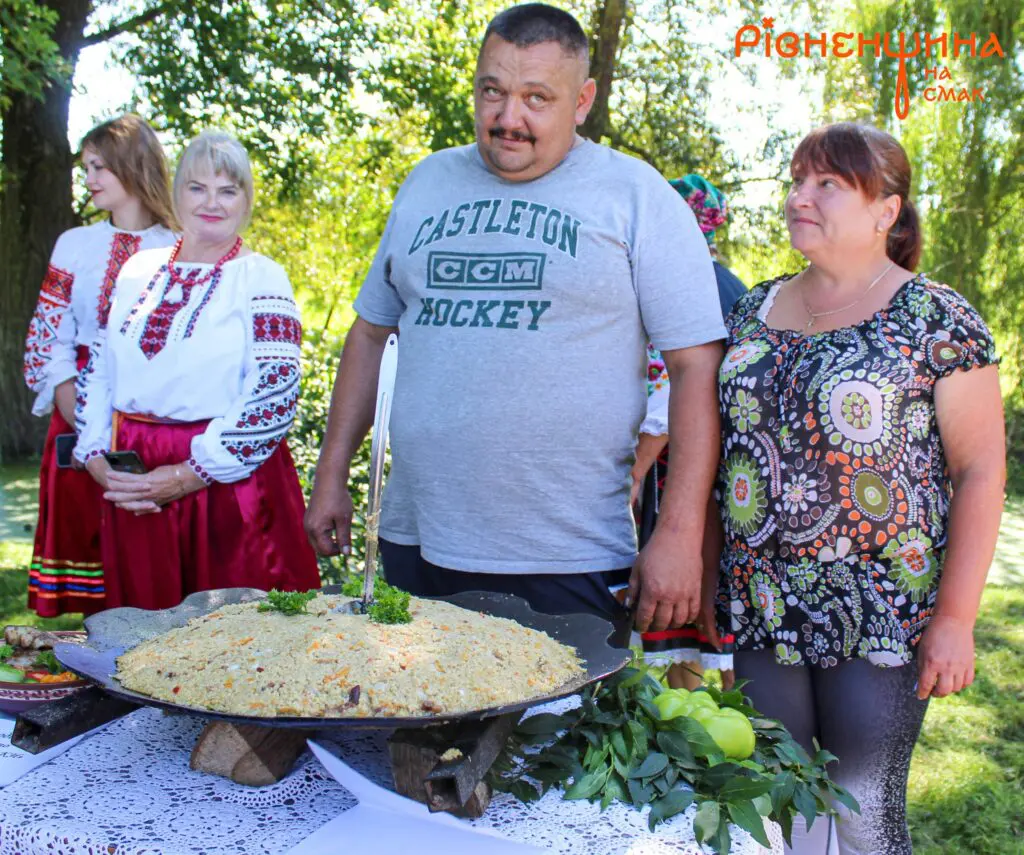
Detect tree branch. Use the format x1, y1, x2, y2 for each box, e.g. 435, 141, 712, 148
608, 129, 660, 171
80, 3, 171, 48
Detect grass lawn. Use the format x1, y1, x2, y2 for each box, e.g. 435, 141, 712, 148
0, 464, 1021, 852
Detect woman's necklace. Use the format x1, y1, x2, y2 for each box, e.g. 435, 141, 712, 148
167, 236, 243, 292
799, 261, 894, 332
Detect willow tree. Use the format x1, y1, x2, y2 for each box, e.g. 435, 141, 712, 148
817, 0, 1024, 487
0, 0, 364, 459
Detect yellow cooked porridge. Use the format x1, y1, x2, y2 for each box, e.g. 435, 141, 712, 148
115, 593, 584, 717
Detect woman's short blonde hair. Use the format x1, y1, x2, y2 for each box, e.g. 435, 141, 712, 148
173, 131, 255, 228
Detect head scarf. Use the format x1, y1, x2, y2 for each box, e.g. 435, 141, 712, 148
669, 174, 728, 245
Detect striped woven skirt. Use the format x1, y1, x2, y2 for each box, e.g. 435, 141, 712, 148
27, 347, 106, 616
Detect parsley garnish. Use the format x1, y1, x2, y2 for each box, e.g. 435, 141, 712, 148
340, 575, 412, 624
257, 589, 318, 615
34, 650, 62, 674
367, 582, 412, 625
340, 575, 363, 598
0, 644, 13, 663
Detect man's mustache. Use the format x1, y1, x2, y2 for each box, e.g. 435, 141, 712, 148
489, 127, 536, 144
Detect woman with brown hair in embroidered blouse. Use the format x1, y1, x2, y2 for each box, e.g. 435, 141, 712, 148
714, 123, 1004, 853
23, 115, 176, 617
75, 130, 319, 609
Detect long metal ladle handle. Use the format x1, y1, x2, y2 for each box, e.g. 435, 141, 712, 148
362, 334, 399, 606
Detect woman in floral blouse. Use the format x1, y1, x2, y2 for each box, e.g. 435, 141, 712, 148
715, 123, 1004, 854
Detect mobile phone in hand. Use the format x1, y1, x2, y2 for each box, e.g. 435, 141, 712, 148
55, 433, 77, 469
103, 450, 148, 474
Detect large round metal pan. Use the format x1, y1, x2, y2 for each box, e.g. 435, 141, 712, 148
53, 586, 631, 729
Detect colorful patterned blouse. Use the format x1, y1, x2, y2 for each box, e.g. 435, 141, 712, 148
715, 273, 998, 668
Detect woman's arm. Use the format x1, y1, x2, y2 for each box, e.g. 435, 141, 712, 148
916, 364, 1005, 699
106, 262, 302, 512
24, 246, 79, 418
630, 431, 668, 507
632, 352, 670, 506
698, 491, 724, 649
53, 380, 77, 427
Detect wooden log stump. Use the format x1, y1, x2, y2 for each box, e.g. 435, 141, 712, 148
190, 722, 308, 786
388, 737, 492, 818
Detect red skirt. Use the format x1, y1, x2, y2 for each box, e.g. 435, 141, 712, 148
28, 350, 106, 617
102, 417, 320, 610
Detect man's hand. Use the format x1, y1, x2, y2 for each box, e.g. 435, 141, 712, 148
304, 476, 353, 556
304, 317, 396, 556
629, 341, 722, 633
628, 528, 702, 632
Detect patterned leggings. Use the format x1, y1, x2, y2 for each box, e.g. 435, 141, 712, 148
734, 651, 929, 855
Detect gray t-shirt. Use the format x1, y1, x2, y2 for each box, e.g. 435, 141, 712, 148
353, 139, 726, 574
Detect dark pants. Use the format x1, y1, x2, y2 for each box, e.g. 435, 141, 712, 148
735, 649, 929, 855
379, 539, 633, 647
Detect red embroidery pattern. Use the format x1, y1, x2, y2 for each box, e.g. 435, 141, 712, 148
24, 265, 74, 392
223, 433, 286, 465
187, 456, 213, 485
220, 358, 300, 464
182, 279, 220, 340
253, 313, 302, 346
97, 233, 142, 328
42, 265, 73, 304
130, 266, 229, 361
74, 342, 99, 433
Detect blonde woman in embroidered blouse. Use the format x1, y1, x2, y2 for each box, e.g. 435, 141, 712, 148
715, 123, 1004, 854
23, 115, 176, 617
75, 130, 319, 610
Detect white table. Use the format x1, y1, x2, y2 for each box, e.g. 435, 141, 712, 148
0, 708, 776, 854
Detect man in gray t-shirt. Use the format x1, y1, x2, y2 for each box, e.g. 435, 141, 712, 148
305, 3, 725, 636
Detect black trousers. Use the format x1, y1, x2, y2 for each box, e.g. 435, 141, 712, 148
379, 539, 633, 647
735, 649, 929, 855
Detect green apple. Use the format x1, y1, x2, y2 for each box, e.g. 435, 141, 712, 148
687, 691, 719, 711
705, 711, 756, 759
688, 705, 718, 726
653, 692, 691, 721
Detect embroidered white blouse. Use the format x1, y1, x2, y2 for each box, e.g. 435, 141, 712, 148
23, 220, 176, 416
74, 249, 304, 485
641, 343, 670, 436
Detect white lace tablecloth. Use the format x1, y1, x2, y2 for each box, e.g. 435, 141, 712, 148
0, 707, 776, 854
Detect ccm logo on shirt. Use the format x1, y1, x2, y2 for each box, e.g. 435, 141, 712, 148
427, 251, 546, 290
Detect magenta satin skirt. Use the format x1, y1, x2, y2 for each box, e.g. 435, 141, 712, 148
102, 417, 320, 610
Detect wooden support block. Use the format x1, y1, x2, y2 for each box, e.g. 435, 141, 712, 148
190, 721, 308, 786
388, 738, 493, 818
12, 686, 139, 754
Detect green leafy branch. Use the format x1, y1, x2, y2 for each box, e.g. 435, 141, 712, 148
257, 589, 318, 615
488, 664, 857, 853
340, 575, 412, 625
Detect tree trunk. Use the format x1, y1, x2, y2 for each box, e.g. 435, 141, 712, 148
581, 0, 628, 143
0, 0, 90, 461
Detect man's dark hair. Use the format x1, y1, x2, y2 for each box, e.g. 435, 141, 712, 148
482, 4, 589, 58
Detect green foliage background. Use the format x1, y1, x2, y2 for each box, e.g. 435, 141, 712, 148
1, 3, 1022, 848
